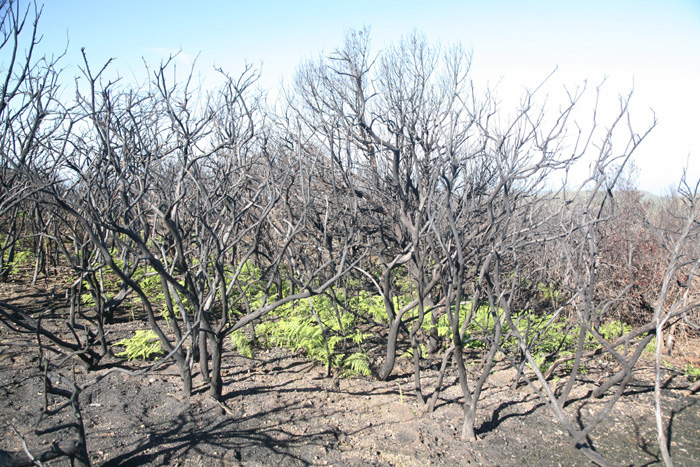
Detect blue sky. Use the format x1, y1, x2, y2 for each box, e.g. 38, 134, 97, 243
33, 0, 700, 193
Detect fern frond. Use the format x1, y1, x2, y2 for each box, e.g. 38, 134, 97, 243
115, 330, 164, 361
343, 352, 371, 377
230, 330, 254, 358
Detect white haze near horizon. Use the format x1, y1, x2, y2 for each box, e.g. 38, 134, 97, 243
30, 0, 700, 195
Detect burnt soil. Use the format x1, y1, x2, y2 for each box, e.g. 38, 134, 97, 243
1, 280, 700, 466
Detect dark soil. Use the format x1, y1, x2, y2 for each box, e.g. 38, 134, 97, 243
1, 279, 700, 466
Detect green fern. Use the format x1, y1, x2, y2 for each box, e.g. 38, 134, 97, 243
342, 352, 371, 376
252, 287, 386, 377
349, 329, 371, 345
685, 363, 700, 382
230, 330, 254, 358
114, 330, 164, 361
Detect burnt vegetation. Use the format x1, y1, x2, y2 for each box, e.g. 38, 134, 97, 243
1, 2, 699, 466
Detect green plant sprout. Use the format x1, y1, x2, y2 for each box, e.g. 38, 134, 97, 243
230, 330, 254, 359
114, 330, 164, 361
254, 290, 373, 377
684, 363, 700, 382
